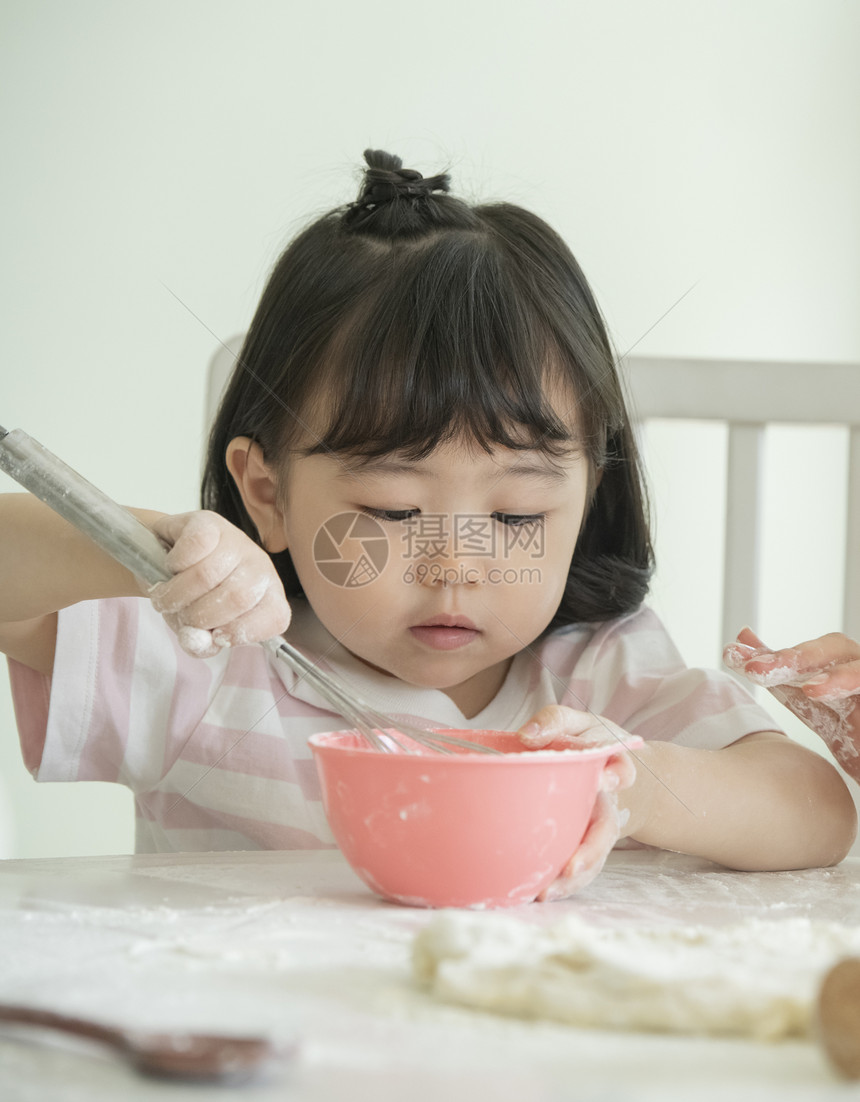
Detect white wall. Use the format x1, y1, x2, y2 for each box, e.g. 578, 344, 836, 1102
1, 0, 858, 857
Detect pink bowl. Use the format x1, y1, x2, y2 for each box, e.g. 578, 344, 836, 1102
309, 728, 640, 909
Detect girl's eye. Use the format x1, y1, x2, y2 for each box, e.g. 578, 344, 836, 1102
360, 508, 545, 527
492, 512, 546, 527
360, 507, 418, 523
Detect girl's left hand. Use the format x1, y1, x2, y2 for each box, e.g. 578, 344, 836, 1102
517, 705, 637, 901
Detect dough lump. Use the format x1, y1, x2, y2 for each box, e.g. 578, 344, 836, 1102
414, 911, 860, 1041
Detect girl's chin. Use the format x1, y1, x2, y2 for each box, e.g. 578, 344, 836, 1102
348, 651, 491, 691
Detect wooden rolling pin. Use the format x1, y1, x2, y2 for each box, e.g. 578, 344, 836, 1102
818, 958, 860, 1078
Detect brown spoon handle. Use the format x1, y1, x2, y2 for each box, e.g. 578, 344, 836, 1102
0, 1003, 124, 1049
0, 1002, 275, 1079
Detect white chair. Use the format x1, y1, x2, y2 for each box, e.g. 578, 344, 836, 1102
622, 356, 860, 649
205, 333, 246, 436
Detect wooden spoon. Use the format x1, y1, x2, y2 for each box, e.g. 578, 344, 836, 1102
0, 1002, 280, 1080
817, 958, 860, 1078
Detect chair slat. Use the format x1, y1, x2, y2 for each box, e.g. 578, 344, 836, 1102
722, 424, 764, 647
624, 358, 860, 426
845, 426, 860, 642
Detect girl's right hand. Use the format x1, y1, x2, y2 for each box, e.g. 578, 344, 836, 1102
724, 627, 860, 782
147, 511, 291, 658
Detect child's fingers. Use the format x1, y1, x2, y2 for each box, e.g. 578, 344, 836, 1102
517, 704, 628, 750
149, 516, 244, 615
165, 584, 290, 655
723, 628, 797, 685
149, 554, 240, 616
722, 629, 770, 675
748, 637, 846, 683
725, 629, 860, 689
162, 615, 222, 659
601, 749, 637, 793
735, 626, 768, 651
517, 705, 591, 747
212, 598, 292, 649
212, 572, 291, 646
146, 511, 292, 653
152, 512, 224, 572
160, 564, 270, 628
169, 569, 290, 646
537, 793, 624, 902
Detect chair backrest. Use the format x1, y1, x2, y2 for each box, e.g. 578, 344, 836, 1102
622, 356, 860, 645
207, 339, 860, 645
205, 333, 246, 433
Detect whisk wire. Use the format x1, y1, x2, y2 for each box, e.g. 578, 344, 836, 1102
264, 638, 501, 755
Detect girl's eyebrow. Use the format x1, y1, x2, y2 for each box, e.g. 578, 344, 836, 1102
498, 459, 574, 484
336, 456, 576, 485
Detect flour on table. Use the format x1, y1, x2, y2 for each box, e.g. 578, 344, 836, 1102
414, 911, 860, 1041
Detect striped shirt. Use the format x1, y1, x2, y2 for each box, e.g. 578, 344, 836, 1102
7, 597, 780, 853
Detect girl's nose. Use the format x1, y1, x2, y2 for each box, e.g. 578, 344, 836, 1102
422, 559, 484, 588
411, 548, 486, 588
404, 545, 486, 589
399, 514, 492, 588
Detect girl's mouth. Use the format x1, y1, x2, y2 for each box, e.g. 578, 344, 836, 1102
409, 615, 480, 651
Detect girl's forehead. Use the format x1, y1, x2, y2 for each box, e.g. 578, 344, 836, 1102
299, 435, 586, 483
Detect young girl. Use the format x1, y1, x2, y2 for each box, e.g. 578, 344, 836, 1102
1, 150, 855, 898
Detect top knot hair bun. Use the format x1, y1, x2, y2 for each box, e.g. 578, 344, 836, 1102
343, 149, 455, 236
358, 149, 450, 204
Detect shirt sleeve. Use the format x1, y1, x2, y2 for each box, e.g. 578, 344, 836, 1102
568, 607, 784, 750
8, 598, 220, 789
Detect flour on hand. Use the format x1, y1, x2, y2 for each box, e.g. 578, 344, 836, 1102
414, 911, 860, 1041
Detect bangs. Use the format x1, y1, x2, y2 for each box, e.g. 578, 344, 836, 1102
295, 232, 588, 463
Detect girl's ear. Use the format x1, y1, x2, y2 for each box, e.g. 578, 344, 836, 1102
225, 437, 289, 553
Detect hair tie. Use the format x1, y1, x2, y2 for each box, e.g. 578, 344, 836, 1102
350, 149, 450, 215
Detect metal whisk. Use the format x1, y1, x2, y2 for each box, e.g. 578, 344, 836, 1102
0, 424, 499, 755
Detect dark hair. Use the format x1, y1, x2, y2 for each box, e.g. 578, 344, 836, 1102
202, 149, 653, 626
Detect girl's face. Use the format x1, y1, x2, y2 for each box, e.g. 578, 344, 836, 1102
276, 434, 592, 718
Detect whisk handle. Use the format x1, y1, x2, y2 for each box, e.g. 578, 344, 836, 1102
0, 427, 172, 587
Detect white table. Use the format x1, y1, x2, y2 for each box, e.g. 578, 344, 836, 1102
1, 848, 859, 1101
